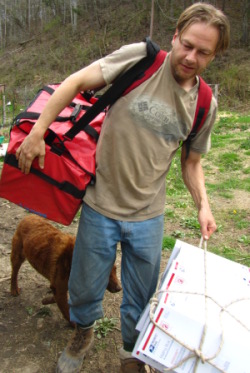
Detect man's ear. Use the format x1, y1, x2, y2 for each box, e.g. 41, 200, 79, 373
171, 29, 179, 47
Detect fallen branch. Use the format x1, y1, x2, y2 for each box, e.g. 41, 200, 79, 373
0, 276, 11, 283
19, 37, 35, 47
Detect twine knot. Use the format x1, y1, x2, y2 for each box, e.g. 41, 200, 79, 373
194, 349, 206, 364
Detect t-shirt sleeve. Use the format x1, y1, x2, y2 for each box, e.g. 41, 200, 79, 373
189, 95, 218, 154
98, 42, 147, 85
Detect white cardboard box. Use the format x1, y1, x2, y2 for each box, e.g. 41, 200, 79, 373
133, 240, 250, 373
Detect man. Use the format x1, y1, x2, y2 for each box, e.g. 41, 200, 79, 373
16, 3, 230, 372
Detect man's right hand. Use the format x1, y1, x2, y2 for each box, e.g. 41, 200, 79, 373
15, 128, 46, 174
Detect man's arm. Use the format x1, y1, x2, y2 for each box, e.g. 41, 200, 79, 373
181, 145, 217, 239
16, 61, 106, 174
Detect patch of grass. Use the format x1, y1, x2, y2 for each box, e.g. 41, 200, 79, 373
74, 208, 82, 221
238, 234, 250, 245
240, 138, 250, 150
164, 208, 176, 219
166, 151, 187, 197
206, 177, 249, 195
231, 209, 249, 229
180, 216, 200, 231
217, 152, 242, 172
216, 210, 249, 236
212, 113, 250, 138
36, 307, 52, 318
210, 245, 250, 267
174, 201, 188, 208
94, 317, 119, 339
162, 235, 176, 251
210, 133, 238, 149
26, 307, 34, 316
172, 230, 186, 239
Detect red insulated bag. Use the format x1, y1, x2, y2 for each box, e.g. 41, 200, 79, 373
0, 86, 105, 225
0, 39, 168, 225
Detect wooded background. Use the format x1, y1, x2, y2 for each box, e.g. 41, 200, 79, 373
0, 0, 249, 47
0, 0, 249, 112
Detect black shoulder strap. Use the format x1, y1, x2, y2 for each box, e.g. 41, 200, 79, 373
65, 38, 162, 140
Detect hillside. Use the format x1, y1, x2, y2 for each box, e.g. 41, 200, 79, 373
0, 0, 249, 112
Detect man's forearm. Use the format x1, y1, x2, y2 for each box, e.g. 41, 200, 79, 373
181, 156, 209, 210
181, 148, 217, 239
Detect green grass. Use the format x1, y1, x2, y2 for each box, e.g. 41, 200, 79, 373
162, 235, 176, 251
210, 246, 250, 266
214, 113, 250, 130
217, 152, 242, 171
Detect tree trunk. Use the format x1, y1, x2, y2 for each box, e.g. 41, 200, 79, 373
150, 0, 154, 40
241, 0, 249, 45
70, 0, 78, 32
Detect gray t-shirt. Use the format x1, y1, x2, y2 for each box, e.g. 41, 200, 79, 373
84, 42, 217, 221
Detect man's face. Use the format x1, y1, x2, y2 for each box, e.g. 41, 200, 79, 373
170, 22, 219, 88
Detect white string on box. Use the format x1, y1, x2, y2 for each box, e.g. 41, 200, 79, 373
149, 238, 250, 373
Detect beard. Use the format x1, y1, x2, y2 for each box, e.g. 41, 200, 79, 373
171, 59, 197, 85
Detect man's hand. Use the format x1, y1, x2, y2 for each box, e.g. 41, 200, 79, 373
198, 205, 217, 240
16, 129, 45, 174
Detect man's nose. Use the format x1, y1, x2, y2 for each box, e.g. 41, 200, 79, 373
185, 49, 197, 63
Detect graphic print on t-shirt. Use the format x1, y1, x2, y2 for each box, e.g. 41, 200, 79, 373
129, 95, 188, 143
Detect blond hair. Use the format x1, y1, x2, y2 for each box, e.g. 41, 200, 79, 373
177, 2, 230, 54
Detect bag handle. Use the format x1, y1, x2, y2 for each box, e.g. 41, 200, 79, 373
64, 38, 160, 140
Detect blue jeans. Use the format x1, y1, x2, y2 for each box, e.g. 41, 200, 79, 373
68, 204, 164, 346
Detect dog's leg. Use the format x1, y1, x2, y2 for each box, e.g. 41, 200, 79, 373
42, 284, 57, 305
50, 272, 72, 325
53, 286, 71, 324
107, 264, 122, 293
10, 233, 25, 296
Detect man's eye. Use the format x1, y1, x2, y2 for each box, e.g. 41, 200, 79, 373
183, 44, 192, 49
199, 51, 211, 56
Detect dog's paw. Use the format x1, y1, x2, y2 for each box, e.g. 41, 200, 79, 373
10, 287, 21, 296
107, 283, 122, 293
69, 321, 76, 328
42, 295, 56, 305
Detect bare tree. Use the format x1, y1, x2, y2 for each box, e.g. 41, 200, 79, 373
241, 0, 249, 46
70, 0, 78, 31
150, 0, 155, 39
26, 0, 31, 33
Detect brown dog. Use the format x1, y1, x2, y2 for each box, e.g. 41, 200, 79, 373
10, 214, 122, 324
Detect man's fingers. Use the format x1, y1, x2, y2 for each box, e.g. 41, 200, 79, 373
15, 135, 46, 174
17, 150, 45, 174
16, 148, 33, 174
15, 147, 20, 159
201, 223, 217, 240
18, 156, 32, 174
38, 155, 45, 170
